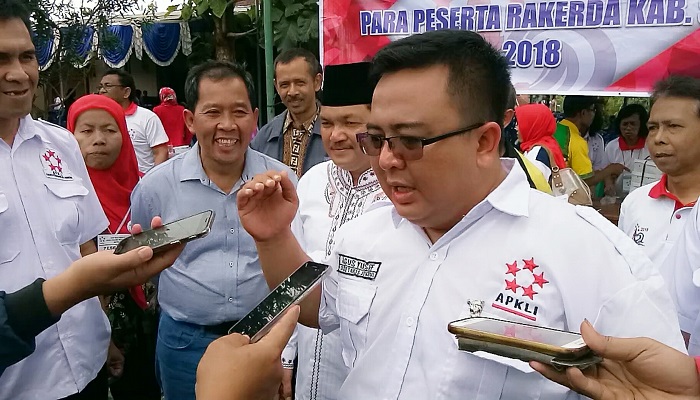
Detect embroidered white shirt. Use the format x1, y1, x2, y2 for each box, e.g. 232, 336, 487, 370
288, 161, 386, 400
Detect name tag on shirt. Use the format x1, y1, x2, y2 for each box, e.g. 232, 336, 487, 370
98, 234, 130, 251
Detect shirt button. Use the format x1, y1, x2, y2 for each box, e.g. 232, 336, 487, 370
229, 228, 235, 233
229, 262, 234, 267
228, 297, 234, 303
676, 214, 682, 219
406, 317, 414, 327
429, 252, 438, 261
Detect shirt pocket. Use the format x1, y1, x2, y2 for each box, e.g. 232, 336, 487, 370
0, 193, 20, 264
336, 278, 377, 369
44, 180, 89, 245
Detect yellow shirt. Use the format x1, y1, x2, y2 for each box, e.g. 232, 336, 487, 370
558, 119, 594, 179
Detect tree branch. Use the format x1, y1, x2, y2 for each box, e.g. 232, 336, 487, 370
227, 27, 256, 38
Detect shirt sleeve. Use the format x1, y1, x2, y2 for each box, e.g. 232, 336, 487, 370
145, 114, 170, 148
665, 203, 700, 334
130, 179, 159, 229
570, 137, 594, 179
319, 250, 340, 334
0, 279, 59, 375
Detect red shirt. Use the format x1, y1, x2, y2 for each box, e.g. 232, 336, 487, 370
153, 103, 191, 147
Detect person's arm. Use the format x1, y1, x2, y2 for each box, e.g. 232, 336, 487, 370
237, 171, 320, 328
79, 240, 97, 257
532, 320, 700, 400
152, 143, 169, 165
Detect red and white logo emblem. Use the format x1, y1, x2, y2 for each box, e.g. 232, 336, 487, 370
492, 258, 549, 321
41, 148, 73, 180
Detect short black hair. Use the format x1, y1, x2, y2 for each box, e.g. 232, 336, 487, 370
274, 48, 322, 78
562, 96, 597, 118
615, 103, 649, 138
0, 0, 31, 33
652, 75, 700, 118
103, 69, 137, 101
369, 29, 512, 127
184, 60, 256, 111
506, 85, 517, 110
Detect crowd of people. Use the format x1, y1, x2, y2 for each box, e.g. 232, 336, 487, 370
2, 0, 700, 399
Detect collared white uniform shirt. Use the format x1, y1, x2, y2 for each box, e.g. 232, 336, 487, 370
585, 133, 609, 171
289, 161, 386, 400
604, 138, 650, 170
318, 159, 684, 400
664, 200, 700, 354
0, 116, 109, 399
619, 178, 695, 271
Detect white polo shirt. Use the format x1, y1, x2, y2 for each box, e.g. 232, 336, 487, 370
619, 175, 696, 271
318, 159, 684, 400
289, 161, 387, 400
124, 103, 169, 173
604, 137, 650, 170
0, 116, 110, 399
663, 200, 700, 354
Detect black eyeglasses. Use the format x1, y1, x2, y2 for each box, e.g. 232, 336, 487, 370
98, 83, 124, 91
356, 122, 485, 161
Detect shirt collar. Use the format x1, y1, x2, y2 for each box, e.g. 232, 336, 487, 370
124, 102, 138, 116
390, 158, 531, 228
282, 104, 320, 133
648, 174, 697, 209
179, 143, 269, 192
559, 119, 581, 137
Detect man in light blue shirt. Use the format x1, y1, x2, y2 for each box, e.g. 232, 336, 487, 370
130, 60, 296, 400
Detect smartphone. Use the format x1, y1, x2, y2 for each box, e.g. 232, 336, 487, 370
228, 261, 330, 342
113, 210, 215, 255
448, 316, 589, 359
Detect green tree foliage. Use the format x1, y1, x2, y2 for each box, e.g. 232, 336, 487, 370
270, 0, 319, 54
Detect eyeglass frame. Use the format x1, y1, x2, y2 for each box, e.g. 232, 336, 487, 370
97, 83, 125, 91
355, 121, 486, 160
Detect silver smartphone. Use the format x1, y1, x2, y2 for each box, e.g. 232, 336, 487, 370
228, 261, 330, 342
113, 210, 215, 255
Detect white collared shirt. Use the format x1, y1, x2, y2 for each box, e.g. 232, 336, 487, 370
318, 159, 684, 400
289, 161, 386, 400
0, 116, 110, 399
585, 133, 609, 171
663, 200, 700, 354
604, 138, 650, 170
619, 179, 695, 271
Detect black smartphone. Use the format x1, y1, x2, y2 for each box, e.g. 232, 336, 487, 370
113, 210, 215, 255
228, 261, 330, 342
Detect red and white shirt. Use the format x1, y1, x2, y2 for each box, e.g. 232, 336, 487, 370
124, 102, 169, 173
619, 175, 697, 272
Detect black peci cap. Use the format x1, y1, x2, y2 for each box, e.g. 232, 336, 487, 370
321, 62, 373, 107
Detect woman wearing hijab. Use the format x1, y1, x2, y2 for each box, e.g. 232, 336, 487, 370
516, 103, 567, 181
67, 94, 161, 400
153, 87, 192, 147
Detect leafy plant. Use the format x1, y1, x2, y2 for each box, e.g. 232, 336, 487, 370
270, 0, 318, 54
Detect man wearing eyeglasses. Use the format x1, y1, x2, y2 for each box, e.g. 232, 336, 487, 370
99, 69, 169, 173
237, 30, 684, 399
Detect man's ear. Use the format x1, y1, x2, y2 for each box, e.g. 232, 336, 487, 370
124, 87, 132, 101
503, 109, 515, 127
184, 109, 195, 134
313, 73, 322, 92
475, 121, 503, 167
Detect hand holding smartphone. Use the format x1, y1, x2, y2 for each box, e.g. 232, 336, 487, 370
448, 317, 602, 369
229, 261, 329, 343
114, 210, 215, 255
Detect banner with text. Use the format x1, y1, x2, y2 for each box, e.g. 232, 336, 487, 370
320, 0, 700, 94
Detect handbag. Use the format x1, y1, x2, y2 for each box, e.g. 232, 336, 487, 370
550, 165, 593, 206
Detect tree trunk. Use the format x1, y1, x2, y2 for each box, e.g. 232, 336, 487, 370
213, 16, 234, 61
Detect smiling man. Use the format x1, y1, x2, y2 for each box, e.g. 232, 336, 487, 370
0, 1, 111, 398
251, 49, 326, 177
129, 61, 296, 400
